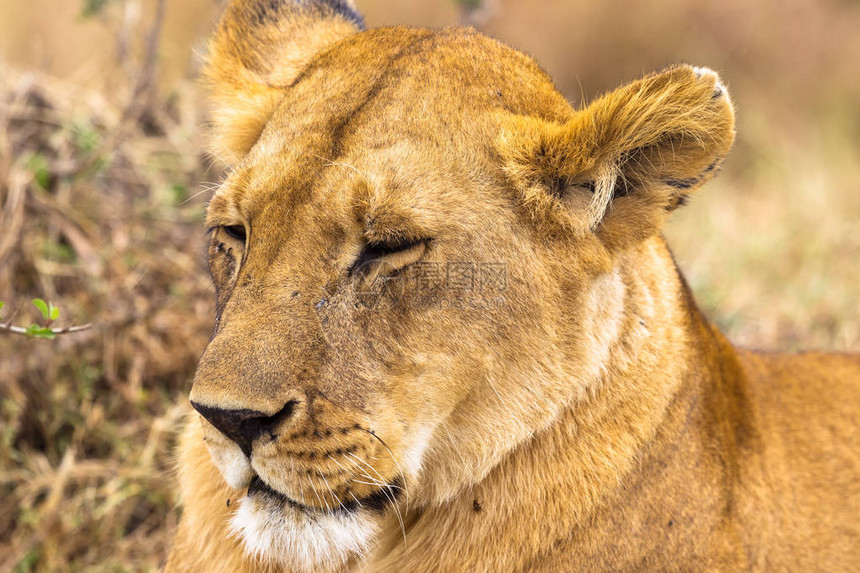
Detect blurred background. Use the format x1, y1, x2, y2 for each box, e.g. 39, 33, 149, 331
0, 0, 858, 570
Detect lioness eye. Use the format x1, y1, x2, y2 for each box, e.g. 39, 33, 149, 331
365, 239, 422, 258
222, 225, 247, 242
352, 239, 428, 275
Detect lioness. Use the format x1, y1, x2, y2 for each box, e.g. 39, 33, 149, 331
166, 1, 860, 571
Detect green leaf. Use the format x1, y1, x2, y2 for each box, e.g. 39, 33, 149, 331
70, 119, 101, 153
13, 547, 41, 573
81, 0, 112, 18
32, 299, 49, 321
171, 183, 189, 204
41, 238, 77, 263
25, 154, 51, 190
24, 325, 56, 340
0, 301, 4, 319
50, 304, 60, 321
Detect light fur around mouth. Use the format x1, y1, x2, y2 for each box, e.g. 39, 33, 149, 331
225, 461, 405, 572
229, 486, 381, 572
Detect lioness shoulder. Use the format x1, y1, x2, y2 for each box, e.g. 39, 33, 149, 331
167, 1, 860, 571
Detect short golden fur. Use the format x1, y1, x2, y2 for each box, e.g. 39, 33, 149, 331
167, 1, 860, 571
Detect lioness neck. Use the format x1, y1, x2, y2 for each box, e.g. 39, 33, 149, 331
365, 236, 746, 572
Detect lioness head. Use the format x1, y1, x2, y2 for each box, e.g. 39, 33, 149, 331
189, 0, 734, 570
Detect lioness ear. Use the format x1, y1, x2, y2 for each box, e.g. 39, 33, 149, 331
501, 65, 735, 252
205, 0, 364, 165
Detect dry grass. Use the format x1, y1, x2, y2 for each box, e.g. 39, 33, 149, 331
0, 0, 858, 571
0, 40, 214, 571
665, 125, 860, 351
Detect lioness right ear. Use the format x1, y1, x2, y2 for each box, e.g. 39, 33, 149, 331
205, 0, 365, 165
500, 65, 735, 252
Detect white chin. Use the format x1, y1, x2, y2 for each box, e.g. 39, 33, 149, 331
230, 493, 378, 572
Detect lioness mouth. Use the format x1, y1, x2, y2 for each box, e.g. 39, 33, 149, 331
247, 474, 402, 515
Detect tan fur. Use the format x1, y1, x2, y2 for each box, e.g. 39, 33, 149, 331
166, 2, 860, 571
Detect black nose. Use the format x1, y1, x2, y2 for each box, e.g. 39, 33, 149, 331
191, 399, 298, 456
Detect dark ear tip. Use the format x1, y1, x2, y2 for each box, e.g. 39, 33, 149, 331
329, 0, 366, 29
235, 0, 365, 30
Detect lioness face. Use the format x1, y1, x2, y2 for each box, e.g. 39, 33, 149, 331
195, 29, 583, 553
190, 3, 733, 569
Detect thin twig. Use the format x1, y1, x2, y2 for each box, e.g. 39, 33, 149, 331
0, 323, 93, 336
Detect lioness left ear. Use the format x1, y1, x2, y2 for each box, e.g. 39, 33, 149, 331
205, 0, 365, 165
500, 65, 735, 252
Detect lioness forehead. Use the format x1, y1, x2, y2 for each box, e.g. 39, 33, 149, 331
208, 27, 570, 227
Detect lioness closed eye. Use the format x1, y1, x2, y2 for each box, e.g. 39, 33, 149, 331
166, 1, 860, 571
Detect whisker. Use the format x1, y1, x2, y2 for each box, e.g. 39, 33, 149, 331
346, 451, 407, 547
307, 472, 326, 512
361, 428, 411, 515
343, 453, 387, 486
342, 453, 387, 486
319, 471, 344, 512
180, 182, 221, 205
326, 454, 368, 495
326, 454, 357, 477
348, 490, 364, 508
350, 478, 396, 488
